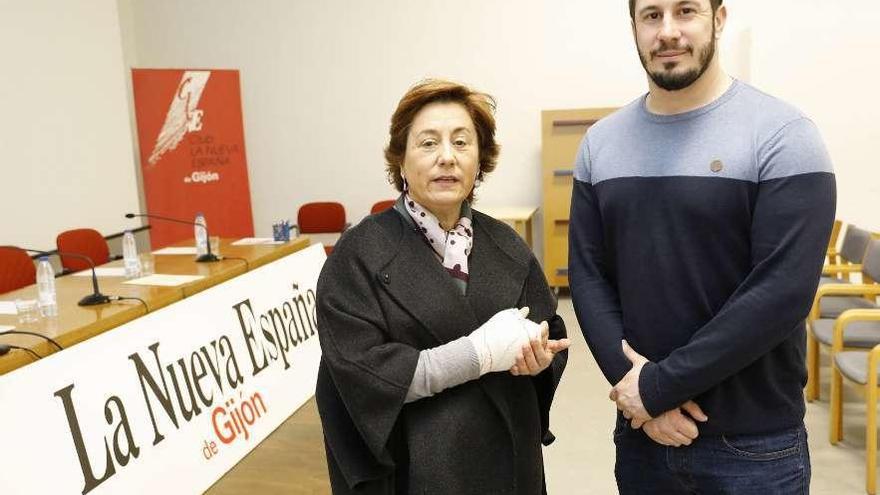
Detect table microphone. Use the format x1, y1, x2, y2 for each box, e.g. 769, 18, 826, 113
0, 343, 42, 361
1, 246, 112, 306
125, 212, 220, 262
0, 330, 64, 350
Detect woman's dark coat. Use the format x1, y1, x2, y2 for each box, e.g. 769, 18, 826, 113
315, 207, 568, 494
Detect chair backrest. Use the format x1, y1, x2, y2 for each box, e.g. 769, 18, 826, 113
840, 226, 872, 265
370, 199, 396, 215
56, 228, 110, 272
297, 202, 346, 234
0, 246, 36, 294
864, 239, 880, 283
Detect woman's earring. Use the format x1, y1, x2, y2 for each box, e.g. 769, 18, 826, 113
402, 175, 408, 191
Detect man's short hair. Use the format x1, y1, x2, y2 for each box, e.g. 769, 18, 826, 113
629, 0, 723, 20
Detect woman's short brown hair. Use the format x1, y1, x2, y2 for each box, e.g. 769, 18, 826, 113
384, 79, 499, 202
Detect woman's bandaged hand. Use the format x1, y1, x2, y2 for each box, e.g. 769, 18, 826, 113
467, 307, 538, 374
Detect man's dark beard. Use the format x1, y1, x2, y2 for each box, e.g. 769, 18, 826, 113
638, 25, 716, 91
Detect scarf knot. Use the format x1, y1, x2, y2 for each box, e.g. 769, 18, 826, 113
404, 194, 473, 282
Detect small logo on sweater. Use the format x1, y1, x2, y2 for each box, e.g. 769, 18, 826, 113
710, 160, 724, 173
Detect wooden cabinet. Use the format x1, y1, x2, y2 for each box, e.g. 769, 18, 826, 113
541, 108, 617, 288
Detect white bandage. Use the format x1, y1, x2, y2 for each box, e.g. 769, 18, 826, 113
467, 308, 541, 375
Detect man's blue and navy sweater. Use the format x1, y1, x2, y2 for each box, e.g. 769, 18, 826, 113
569, 80, 836, 435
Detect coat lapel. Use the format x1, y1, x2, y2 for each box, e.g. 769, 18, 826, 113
378, 212, 531, 343
379, 224, 479, 346
465, 214, 530, 321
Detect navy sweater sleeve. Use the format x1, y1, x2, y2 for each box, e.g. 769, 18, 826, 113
638, 118, 837, 416
569, 135, 632, 385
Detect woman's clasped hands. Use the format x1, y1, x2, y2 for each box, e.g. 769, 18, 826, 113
467, 307, 570, 376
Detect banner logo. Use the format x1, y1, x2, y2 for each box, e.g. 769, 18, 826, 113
148, 71, 211, 165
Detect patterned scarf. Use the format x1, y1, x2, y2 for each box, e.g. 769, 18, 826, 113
404, 193, 474, 282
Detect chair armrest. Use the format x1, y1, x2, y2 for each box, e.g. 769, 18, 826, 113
810, 284, 880, 321
823, 264, 863, 275
816, 284, 880, 300
832, 309, 880, 352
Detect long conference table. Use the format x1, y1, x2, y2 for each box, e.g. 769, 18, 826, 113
0, 236, 331, 494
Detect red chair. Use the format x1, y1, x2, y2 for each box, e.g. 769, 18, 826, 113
296, 202, 348, 255
370, 199, 396, 214
56, 228, 111, 273
0, 246, 36, 294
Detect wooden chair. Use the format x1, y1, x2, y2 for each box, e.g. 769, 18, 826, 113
807, 236, 880, 401
823, 226, 873, 283
829, 308, 880, 494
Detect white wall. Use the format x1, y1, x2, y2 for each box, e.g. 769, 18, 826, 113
15, 0, 871, 259
0, 0, 140, 252
748, 1, 880, 232
121, 0, 771, 258
125, 0, 556, 239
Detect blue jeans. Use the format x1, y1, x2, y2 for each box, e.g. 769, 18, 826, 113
614, 416, 810, 494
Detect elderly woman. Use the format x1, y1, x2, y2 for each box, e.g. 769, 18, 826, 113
315, 79, 569, 494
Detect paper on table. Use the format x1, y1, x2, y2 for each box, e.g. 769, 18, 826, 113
0, 301, 18, 315
231, 237, 285, 246
72, 267, 128, 277
153, 247, 198, 255
0, 325, 14, 331
123, 274, 204, 287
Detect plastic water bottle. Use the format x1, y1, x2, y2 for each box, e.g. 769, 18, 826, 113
36, 256, 58, 318
195, 212, 208, 256
122, 230, 141, 278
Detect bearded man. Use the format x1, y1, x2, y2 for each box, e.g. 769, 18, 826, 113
569, 1, 836, 492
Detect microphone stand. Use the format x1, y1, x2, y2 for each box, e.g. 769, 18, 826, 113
2, 246, 112, 306
125, 212, 220, 262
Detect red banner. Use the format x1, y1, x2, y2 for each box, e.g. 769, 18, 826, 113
131, 69, 254, 249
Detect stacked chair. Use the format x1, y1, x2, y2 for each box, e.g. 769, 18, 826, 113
807, 225, 878, 401
824, 237, 880, 493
